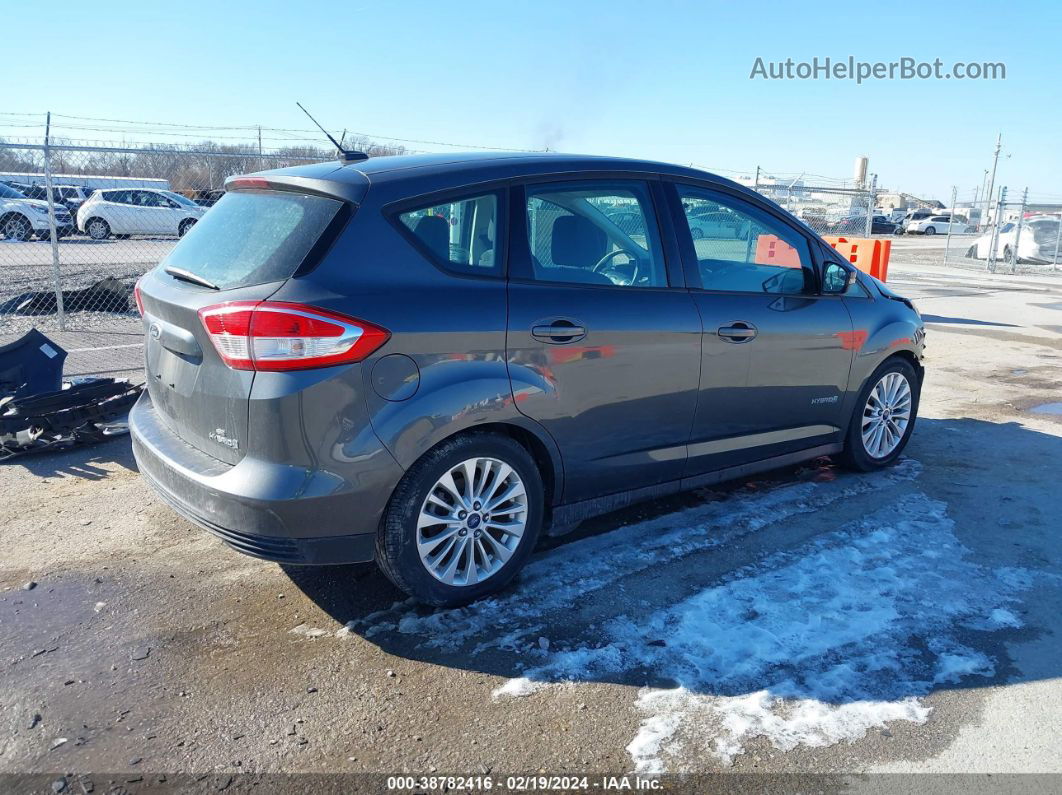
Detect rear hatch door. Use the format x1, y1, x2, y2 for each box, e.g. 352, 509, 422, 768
138, 185, 350, 464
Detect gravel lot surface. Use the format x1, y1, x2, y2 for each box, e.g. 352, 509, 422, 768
0, 253, 1060, 792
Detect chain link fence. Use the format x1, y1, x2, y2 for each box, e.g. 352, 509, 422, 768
743, 175, 877, 239
0, 142, 327, 380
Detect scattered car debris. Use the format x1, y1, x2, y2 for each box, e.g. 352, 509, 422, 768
0, 329, 142, 460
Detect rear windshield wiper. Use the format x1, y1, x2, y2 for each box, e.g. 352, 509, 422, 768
164, 266, 220, 290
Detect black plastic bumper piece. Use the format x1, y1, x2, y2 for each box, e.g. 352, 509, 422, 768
148, 479, 376, 565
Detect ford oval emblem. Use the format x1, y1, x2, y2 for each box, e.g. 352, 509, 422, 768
149, 323, 161, 340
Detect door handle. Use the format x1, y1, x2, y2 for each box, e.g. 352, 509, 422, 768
717, 322, 757, 343
531, 320, 587, 343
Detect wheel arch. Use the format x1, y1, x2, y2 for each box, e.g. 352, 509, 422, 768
387, 417, 562, 509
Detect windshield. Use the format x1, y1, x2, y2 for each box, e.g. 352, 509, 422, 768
0, 183, 28, 199
159, 189, 343, 290
165, 191, 200, 208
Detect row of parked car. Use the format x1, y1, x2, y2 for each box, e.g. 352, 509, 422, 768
819, 210, 971, 237
0, 181, 217, 242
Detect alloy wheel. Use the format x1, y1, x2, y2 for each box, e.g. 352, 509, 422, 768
861, 371, 912, 459
4, 216, 30, 241
416, 456, 528, 587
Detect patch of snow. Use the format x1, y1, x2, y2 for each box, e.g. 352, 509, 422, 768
346, 460, 1028, 772
490, 491, 1029, 771
930, 640, 994, 684
492, 676, 541, 700
627, 692, 687, 775
289, 624, 329, 639
335, 620, 358, 638
93, 601, 106, 613
988, 608, 1022, 628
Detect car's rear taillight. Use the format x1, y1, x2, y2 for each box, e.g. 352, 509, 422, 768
133, 278, 145, 316
198, 302, 389, 371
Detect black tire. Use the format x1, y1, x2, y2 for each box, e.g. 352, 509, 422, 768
837, 357, 921, 472
178, 218, 197, 237
965, 245, 977, 258
375, 432, 544, 607
1, 213, 33, 242
86, 218, 111, 240
690, 227, 704, 240
1003, 247, 1015, 265
923, 226, 935, 236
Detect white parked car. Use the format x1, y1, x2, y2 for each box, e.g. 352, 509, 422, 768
966, 216, 1062, 266
0, 181, 74, 241
686, 208, 746, 239
77, 188, 205, 240
905, 214, 967, 235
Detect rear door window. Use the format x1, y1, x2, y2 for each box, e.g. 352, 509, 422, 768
521, 181, 667, 288
397, 193, 500, 276
159, 190, 343, 290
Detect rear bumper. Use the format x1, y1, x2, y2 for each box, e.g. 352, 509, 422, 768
130, 392, 392, 565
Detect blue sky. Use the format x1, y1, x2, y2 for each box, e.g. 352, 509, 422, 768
6, 1, 1059, 200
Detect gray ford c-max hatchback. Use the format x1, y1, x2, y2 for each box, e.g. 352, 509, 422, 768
130, 152, 925, 606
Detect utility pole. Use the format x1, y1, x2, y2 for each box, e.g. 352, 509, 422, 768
978, 169, 989, 228
943, 187, 960, 268
257, 125, 263, 171
984, 133, 1002, 233
864, 174, 877, 238
1051, 205, 1061, 272
43, 111, 65, 331
753, 165, 761, 191
987, 185, 1007, 273
1009, 187, 1029, 273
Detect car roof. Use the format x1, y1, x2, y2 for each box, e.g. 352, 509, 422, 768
253, 150, 754, 203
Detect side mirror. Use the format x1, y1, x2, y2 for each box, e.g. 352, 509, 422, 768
822, 262, 856, 294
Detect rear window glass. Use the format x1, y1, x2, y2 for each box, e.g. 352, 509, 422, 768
160, 190, 342, 290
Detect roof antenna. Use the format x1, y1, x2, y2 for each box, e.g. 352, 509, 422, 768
296, 102, 368, 164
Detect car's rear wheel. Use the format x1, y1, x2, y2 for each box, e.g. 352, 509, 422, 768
838, 357, 920, 472
1003, 246, 1015, 266
690, 227, 704, 240
178, 218, 196, 237
86, 218, 111, 240
965, 245, 977, 258
923, 226, 935, 235
376, 433, 543, 607
1, 213, 33, 241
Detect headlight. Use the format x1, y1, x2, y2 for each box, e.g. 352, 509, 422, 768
30, 205, 49, 215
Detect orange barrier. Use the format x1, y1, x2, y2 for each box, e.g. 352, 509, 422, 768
822, 236, 891, 282
754, 234, 803, 267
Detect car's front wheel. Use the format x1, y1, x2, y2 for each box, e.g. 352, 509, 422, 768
178, 218, 197, 237
838, 357, 920, 472
1, 213, 33, 241
376, 433, 544, 607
